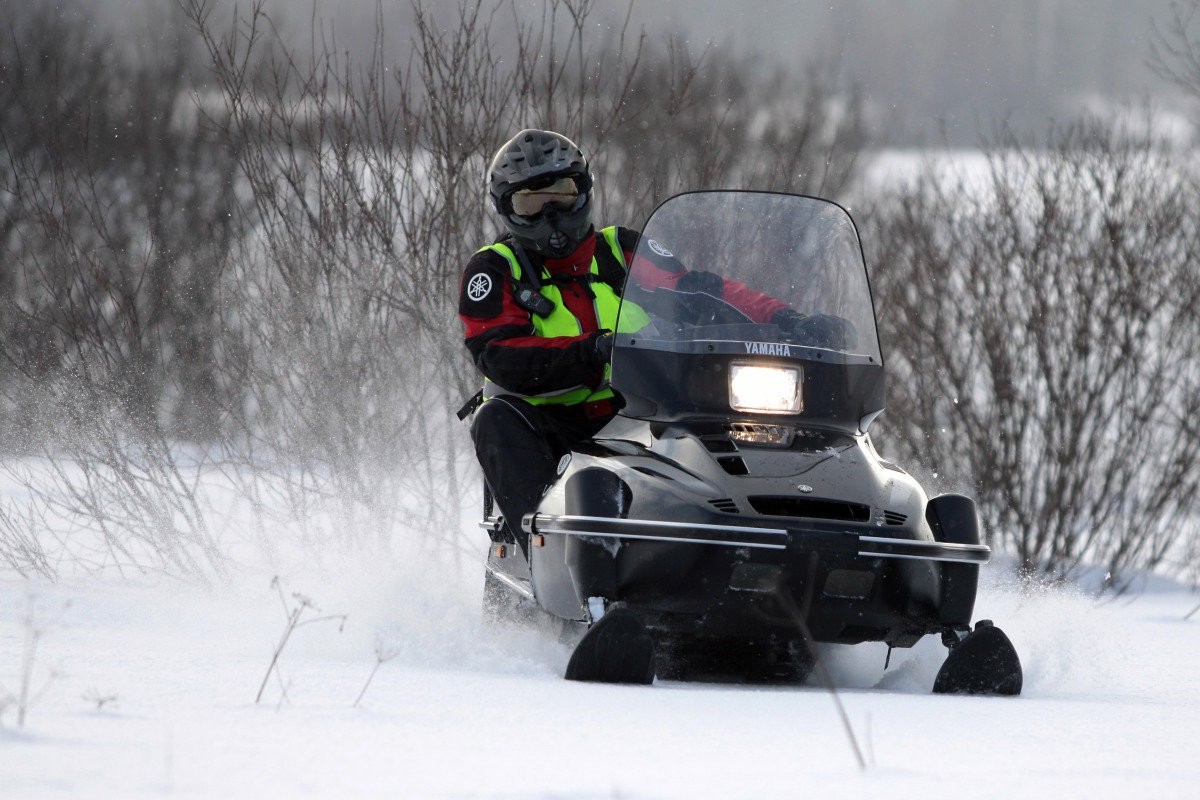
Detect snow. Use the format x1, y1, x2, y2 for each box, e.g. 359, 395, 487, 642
4, 156, 1199, 793
3, 552, 1198, 798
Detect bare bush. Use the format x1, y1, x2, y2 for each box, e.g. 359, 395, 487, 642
0, 0, 238, 578
868, 121, 1200, 583
353, 636, 400, 708
595, 56, 866, 223
185, 0, 483, 550
182, 0, 868, 553
256, 576, 346, 705
1151, 0, 1200, 125
0, 499, 54, 579
0, 0, 867, 577
0, 595, 68, 729
1, 1, 243, 440
0, 1, 241, 578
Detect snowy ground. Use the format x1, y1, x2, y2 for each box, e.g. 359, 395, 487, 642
4, 144, 1199, 795
2, 551, 1198, 799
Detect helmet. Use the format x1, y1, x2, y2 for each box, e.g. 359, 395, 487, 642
487, 129, 593, 258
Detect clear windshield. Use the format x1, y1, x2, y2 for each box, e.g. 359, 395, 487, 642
614, 192, 881, 364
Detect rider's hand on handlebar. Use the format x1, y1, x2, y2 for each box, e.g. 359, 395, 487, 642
773, 309, 858, 350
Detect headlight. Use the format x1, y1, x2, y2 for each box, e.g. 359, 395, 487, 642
728, 363, 803, 415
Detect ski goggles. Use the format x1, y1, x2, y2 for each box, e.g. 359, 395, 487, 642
509, 177, 584, 218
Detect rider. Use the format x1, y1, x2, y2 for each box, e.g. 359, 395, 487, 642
459, 129, 847, 553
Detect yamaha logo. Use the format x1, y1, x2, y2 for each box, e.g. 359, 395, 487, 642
797, 484, 814, 493
466, 273, 493, 302
745, 342, 791, 357
646, 239, 674, 258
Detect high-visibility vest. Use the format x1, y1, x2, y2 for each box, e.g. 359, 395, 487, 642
479, 226, 649, 407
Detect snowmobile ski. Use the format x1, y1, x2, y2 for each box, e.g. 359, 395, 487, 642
564, 607, 656, 684
933, 620, 1023, 696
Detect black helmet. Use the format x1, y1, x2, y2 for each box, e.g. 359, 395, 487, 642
487, 129, 593, 258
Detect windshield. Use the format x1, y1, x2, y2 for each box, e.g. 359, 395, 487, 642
614, 191, 881, 364
610, 192, 885, 427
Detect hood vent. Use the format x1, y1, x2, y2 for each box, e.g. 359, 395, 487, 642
883, 510, 908, 526
709, 498, 740, 513
747, 496, 871, 522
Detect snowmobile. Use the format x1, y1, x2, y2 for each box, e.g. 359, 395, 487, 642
479, 190, 1023, 694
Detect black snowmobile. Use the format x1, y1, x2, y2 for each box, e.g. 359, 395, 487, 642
479, 191, 1023, 694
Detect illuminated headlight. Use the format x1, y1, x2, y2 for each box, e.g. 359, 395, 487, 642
728, 363, 803, 415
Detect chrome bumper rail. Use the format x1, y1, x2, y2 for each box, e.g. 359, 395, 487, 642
524, 513, 790, 550
519, 513, 992, 564
857, 535, 991, 564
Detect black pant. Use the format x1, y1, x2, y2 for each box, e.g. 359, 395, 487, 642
471, 397, 610, 555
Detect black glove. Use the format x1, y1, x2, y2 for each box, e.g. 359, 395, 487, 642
773, 309, 858, 350
593, 330, 614, 363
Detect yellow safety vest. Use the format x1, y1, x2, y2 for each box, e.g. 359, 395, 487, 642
479, 226, 649, 407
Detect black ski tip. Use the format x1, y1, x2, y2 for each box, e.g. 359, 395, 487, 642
565, 607, 656, 685
933, 621, 1023, 696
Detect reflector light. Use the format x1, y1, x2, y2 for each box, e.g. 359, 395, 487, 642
729, 363, 803, 414
729, 423, 795, 447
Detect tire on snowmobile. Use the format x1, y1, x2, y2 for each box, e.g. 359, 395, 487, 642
926, 493, 981, 629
